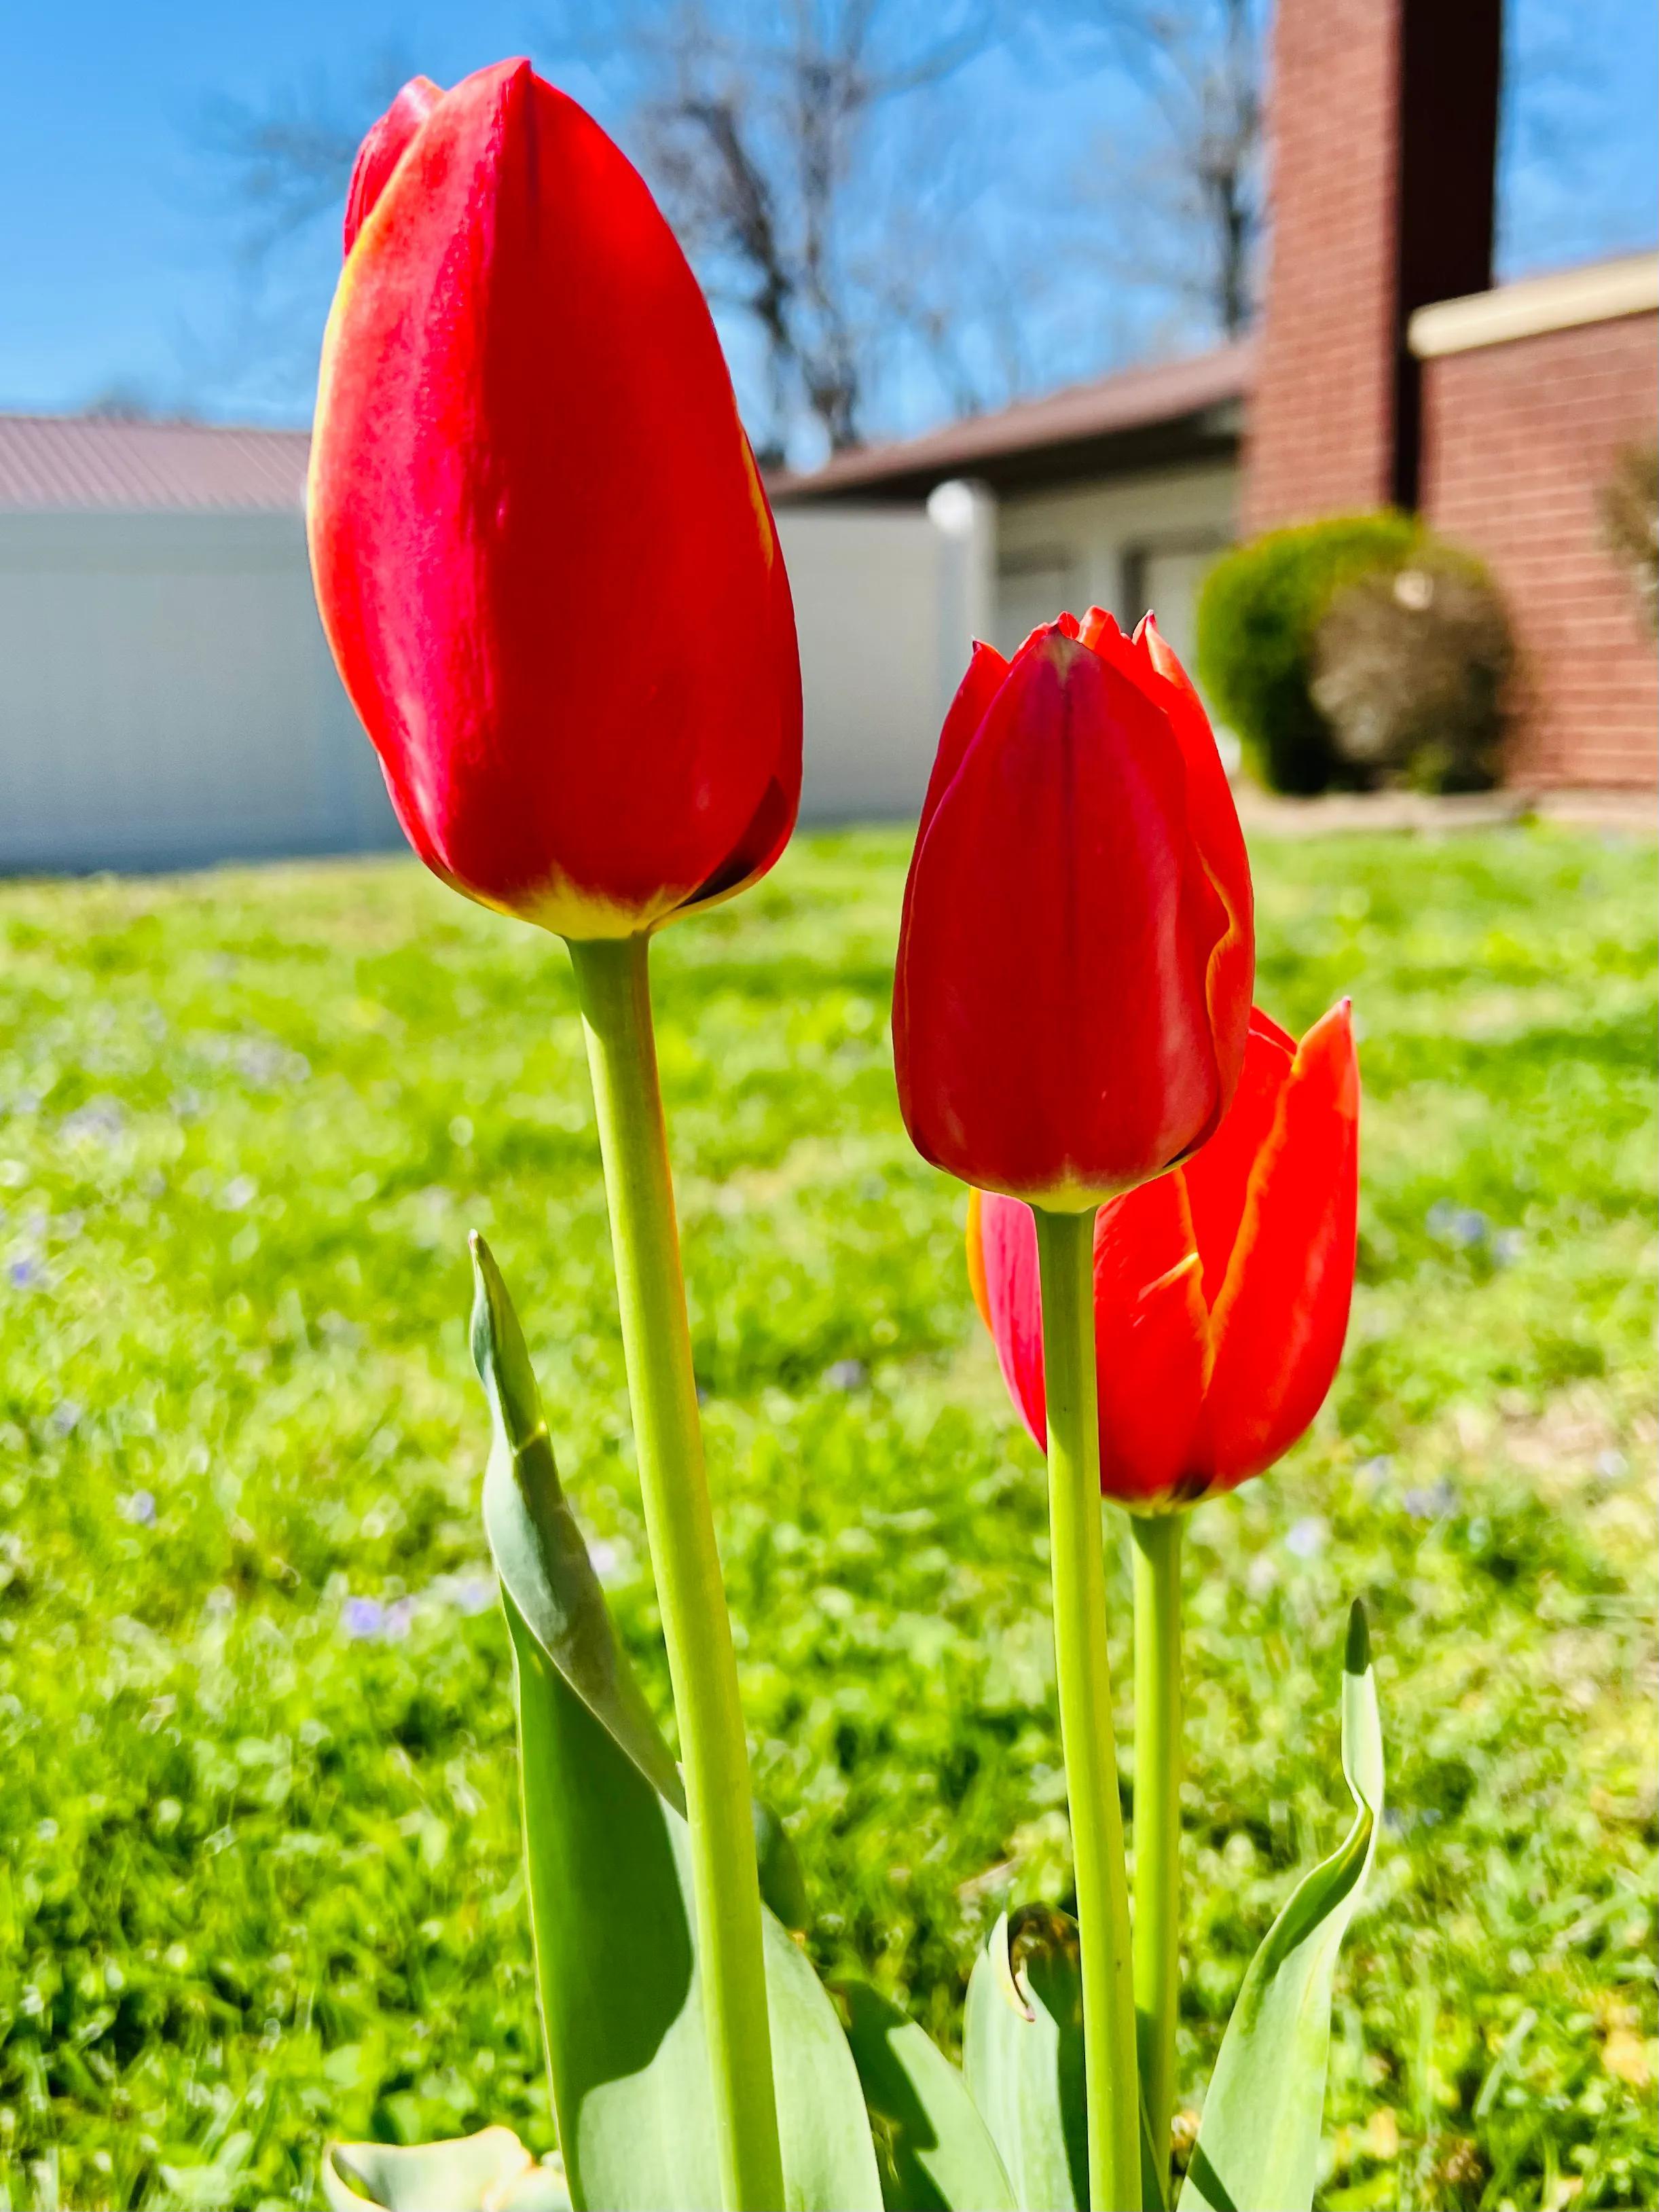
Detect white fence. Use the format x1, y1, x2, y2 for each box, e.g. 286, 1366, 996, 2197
0, 495, 988, 876
779, 486, 990, 821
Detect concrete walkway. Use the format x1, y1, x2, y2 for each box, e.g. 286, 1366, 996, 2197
1234, 786, 1656, 837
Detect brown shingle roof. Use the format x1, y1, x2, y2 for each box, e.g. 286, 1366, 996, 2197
1, 340, 1252, 513
769, 339, 1254, 502
0, 413, 311, 512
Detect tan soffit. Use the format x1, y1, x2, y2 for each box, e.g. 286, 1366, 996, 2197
1408, 253, 1659, 358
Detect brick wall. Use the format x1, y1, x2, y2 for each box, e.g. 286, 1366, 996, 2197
1419, 312, 1659, 788
1244, 0, 1500, 532
1242, 0, 1400, 531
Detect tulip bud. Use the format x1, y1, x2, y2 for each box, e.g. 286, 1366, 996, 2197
968, 1002, 1360, 1505
310, 61, 801, 940
342, 76, 443, 256
894, 611, 1254, 1208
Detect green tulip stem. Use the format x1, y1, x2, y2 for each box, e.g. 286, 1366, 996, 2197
1131, 1508, 1184, 2202
567, 934, 784, 2212
1034, 1205, 1141, 2212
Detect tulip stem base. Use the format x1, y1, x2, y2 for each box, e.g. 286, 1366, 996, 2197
1132, 1510, 1184, 2206
1034, 1206, 1141, 2212
567, 933, 784, 2212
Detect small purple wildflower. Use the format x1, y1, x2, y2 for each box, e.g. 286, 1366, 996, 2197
1404, 1477, 1457, 1521
60, 1100, 126, 1144
1427, 1201, 1490, 1250
120, 1490, 158, 1527
587, 1538, 623, 1585
436, 1573, 497, 1617
1285, 1515, 1327, 1560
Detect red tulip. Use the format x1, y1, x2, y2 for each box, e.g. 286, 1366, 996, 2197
966, 1001, 1360, 1506
341, 77, 443, 255
310, 62, 801, 939
893, 609, 1253, 1210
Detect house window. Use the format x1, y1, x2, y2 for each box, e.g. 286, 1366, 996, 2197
1120, 534, 1228, 669
994, 546, 1075, 656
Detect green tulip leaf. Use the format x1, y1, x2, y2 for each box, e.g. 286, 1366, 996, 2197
322, 2128, 570, 2211
472, 1237, 883, 2212
472, 1234, 684, 1809
963, 1908, 1091, 2212
1177, 1602, 1385, 2212
838, 1978, 1018, 2211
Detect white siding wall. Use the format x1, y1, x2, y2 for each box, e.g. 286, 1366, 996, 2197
0, 499, 987, 872
0, 511, 399, 874
0, 470, 1239, 876
778, 494, 989, 822
993, 460, 1241, 666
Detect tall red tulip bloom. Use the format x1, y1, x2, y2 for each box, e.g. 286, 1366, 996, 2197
894, 609, 1253, 1209
968, 1002, 1360, 1505
309, 62, 801, 939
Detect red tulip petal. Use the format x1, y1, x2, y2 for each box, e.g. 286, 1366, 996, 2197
917, 640, 1010, 842
894, 628, 1229, 1203
1092, 1170, 1211, 1504
342, 76, 444, 257
977, 1167, 1220, 1504
1077, 605, 1126, 654
1201, 1000, 1360, 1487
965, 1189, 993, 1332
678, 501, 803, 915
1181, 1007, 1295, 1308
1070, 610, 1254, 1115
972, 1191, 1046, 1448
1139, 615, 1255, 1106
310, 62, 796, 935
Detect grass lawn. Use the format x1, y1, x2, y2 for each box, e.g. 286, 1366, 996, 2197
1, 824, 1655, 2211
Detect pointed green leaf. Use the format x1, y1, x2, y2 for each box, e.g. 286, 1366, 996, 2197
322, 2128, 570, 2211
754, 1794, 811, 1934
473, 1239, 883, 2212
963, 1909, 1090, 2212
837, 1978, 1018, 2211
472, 1233, 684, 1807
1177, 1603, 1385, 2212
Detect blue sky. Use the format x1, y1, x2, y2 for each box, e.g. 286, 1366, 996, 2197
1, 0, 1654, 433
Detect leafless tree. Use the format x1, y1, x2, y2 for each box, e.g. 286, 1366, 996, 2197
556, 0, 996, 461
192, 2, 1267, 446
198, 50, 413, 268
190, 51, 417, 411
194, 10, 1007, 458
1074, 0, 1265, 342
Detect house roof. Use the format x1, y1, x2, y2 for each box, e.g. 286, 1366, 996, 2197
1408, 250, 1659, 359
2, 340, 1253, 515
0, 412, 311, 512
769, 339, 1254, 504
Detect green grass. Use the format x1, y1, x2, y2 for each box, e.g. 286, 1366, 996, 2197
1, 825, 1654, 2211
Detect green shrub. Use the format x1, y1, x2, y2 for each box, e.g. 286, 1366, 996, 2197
1311, 552, 1514, 793
1599, 439, 1658, 632
1197, 511, 1422, 793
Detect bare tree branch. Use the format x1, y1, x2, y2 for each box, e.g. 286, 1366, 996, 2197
1075, 0, 1264, 339
558, 0, 998, 458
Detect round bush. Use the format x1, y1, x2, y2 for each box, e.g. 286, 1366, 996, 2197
1599, 439, 1658, 633
1311, 554, 1513, 792
1195, 512, 1422, 793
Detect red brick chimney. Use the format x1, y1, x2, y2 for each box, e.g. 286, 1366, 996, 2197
1243, 0, 1503, 533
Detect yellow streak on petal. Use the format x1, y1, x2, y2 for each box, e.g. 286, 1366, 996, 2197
1138, 1250, 1201, 1303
